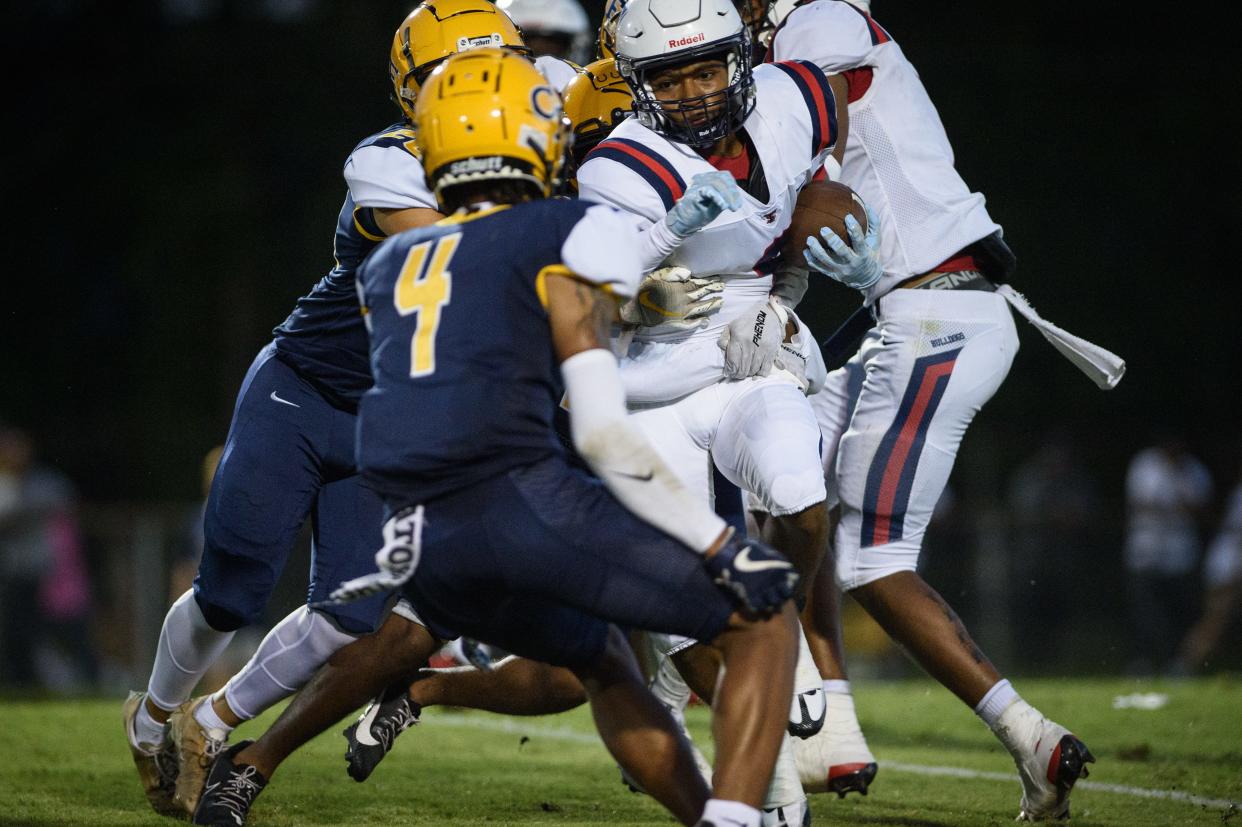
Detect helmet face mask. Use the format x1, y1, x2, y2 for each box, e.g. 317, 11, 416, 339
613, 0, 755, 148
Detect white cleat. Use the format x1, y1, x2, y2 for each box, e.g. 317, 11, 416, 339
793, 692, 877, 797
995, 703, 1095, 821
763, 798, 811, 826
789, 687, 827, 739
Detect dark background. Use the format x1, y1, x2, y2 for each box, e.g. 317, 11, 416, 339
3, 2, 1239, 676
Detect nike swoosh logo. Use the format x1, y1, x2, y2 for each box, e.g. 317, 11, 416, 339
353, 703, 382, 747
613, 468, 654, 481
270, 391, 301, 408
733, 547, 792, 573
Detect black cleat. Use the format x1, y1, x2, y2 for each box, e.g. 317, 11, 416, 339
191, 740, 267, 826
343, 687, 420, 782
828, 761, 879, 798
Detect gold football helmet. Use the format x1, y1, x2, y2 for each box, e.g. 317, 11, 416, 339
415, 48, 571, 208
596, 0, 627, 60
561, 58, 633, 174
389, 0, 531, 123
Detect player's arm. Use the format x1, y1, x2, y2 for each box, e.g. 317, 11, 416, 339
545, 273, 729, 556
373, 207, 444, 234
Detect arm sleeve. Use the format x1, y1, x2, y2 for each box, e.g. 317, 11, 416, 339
345, 144, 437, 211
578, 157, 686, 273
561, 348, 727, 553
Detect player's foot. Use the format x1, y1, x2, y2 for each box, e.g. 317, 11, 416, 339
996, 704, 1095, 821
343, 686, 420, 782
122, 691, 182, 817
763, 799, 811, 826
788, 686, 826, 739
792, 692, 877, 797
191, 740, 267, 826
169, 696, 230, 815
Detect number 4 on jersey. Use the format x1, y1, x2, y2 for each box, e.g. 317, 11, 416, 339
394, 233, 460, 377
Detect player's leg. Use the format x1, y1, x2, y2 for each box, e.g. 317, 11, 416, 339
175, 411, 392, 813
843, 290, 1091, 818
126, 344, 324, 815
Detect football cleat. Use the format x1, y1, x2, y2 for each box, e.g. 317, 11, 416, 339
169, 696, 230, 815
122, 691, 181, 817
191, 740, 267, 826
788, 686, 827, 739
343, 687, 421, 782
995, 703, 1095, 821
792, 692, 877, 798
763, 799, 812, 827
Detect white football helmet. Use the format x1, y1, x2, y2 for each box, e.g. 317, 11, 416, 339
496, 0, 592, 64
756, 0, 872, 48
614, 0, 756, 147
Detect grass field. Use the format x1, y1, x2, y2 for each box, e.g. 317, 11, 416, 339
2, 677, 1239, 826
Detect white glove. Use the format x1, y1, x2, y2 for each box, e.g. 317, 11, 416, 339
804, 205, 883, 291
665, 171, 743, 237
321, 506, 425, 605
718, 299, 787, 380
619, 266, 725, 330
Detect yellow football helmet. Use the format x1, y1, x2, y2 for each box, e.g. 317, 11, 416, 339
389, 0, 531, 123
596, 0, 627, 60
561, 58, 633, 172
415, 48, 572, 209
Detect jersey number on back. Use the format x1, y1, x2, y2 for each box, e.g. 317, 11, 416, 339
394, 232, 460, 377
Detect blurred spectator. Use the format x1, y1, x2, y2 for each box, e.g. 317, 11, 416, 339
0, 424, 98, 689
496, 0, 593, 64
1123, 436, 1213, 675
1176, 469, 1242, 673
1007, 436, 1099, 668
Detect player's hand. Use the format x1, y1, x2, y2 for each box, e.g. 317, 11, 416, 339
718, 299, 785, 379
804, 204, 883, 290
619, 266, 725, 330
665, 171, 743, 237
703, 532, 799, 615
318, 506, 425, 605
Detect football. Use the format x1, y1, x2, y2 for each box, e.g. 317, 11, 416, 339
782, 180, 868, 266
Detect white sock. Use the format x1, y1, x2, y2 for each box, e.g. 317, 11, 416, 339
822, 679, 851, 695
220, 607, 355, 720
193, 694, 234, 735
975, 679, 1019, 729
146, 590, 235, 711
701, 798, 761, 827
762, 734, 804, 810
133, 702, 167, 748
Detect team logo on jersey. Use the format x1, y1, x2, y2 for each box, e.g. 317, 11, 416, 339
457, 33, 505, 51
530, 85, 560, 121
668, 32, 705, 48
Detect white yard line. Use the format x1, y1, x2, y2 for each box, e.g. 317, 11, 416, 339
429, 713, 1239, 811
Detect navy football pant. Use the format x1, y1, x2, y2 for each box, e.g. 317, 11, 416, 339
193, 344, 389, 634
398, 455, 736, 667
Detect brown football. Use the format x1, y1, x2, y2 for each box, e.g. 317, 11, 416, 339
782, 180, 868, 266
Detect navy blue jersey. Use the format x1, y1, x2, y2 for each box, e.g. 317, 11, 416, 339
356, 198, 642, 504
272, 124, 437, 410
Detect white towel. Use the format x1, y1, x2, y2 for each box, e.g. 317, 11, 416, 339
996, 285, 1126, 390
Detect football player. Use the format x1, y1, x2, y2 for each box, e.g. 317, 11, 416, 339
497, 0, 593, 65
121, 0, 544, 817
192, 48, 802, 827
755, 0, 1095, 818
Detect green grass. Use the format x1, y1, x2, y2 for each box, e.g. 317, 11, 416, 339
1, 677, 1239, 826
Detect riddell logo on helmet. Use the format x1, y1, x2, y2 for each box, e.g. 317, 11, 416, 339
668, 33, 705, 48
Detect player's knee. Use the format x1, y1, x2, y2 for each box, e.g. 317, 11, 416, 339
763, 470, 827, 518
573, 625, 641, 694
835, 535, 921, 593
192, 552, 278, 631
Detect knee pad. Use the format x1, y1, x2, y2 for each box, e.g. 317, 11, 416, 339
834, 514, 922, 591
193, 550, 280, 631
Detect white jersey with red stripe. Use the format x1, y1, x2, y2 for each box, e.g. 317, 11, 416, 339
578, 61, 838, 403
770, 0, 1001, 303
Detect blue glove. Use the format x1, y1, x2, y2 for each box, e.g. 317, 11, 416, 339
804, 204, 883, 290
703, 533, 799, 615
665, 171, 744, 237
